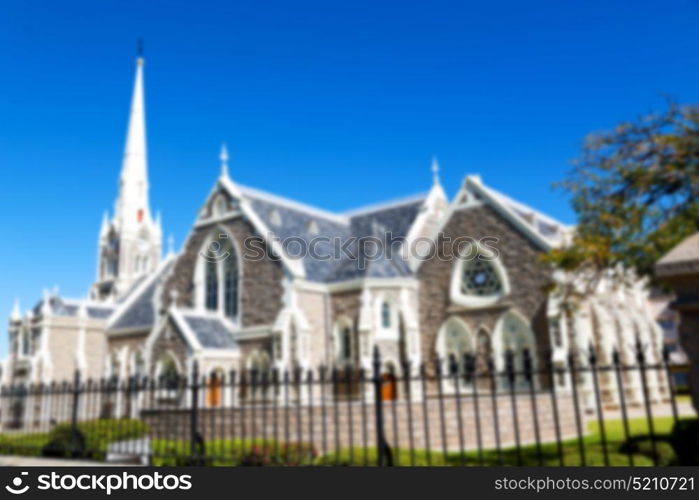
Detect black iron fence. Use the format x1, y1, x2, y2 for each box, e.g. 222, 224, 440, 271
0, 342, 693, 466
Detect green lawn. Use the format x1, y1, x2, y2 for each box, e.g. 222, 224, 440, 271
0, 416, 693, 466
148, 416, 689, 466
0, 419, 148, 460
676, 394, 692, 405
319, 416, 687, 466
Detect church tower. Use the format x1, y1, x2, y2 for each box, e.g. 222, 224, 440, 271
91, 53, 162, 302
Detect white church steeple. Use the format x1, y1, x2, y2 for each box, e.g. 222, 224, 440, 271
92, 48, 162, 302
115, 53, 150, 229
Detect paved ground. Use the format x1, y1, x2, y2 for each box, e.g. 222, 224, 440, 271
602, 401, 696, 420
0, 456, 135, 467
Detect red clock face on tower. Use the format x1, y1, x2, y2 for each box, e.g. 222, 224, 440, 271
137, 209, 144, 222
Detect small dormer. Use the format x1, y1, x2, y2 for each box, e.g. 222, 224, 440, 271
269, 209, 282, 226
307, 219, 319, 235
213, 194, 228, 217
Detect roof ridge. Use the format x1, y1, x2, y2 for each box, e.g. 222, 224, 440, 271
238, 184, 349, 225
344, 193, 427, 217
106, 254, 175, 329
476, 181, 566, 228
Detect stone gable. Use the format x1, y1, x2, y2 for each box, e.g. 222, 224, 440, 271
161, 216, 285, 328
149, 318, 190, 374
417, 204, 553, 365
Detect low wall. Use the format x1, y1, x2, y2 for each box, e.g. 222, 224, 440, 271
141, 393, 582, 453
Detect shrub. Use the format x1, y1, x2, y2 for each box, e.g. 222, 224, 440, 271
41, 419, 149, 460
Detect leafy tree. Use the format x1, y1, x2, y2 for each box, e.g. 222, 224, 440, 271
546, 102, 699, 283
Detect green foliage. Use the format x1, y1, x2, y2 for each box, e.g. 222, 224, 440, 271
150, 439, 317, 466
320, 417, 686, 466
546, 102, 699, 280
42, 419, 148, 460
0, 432, 49, 457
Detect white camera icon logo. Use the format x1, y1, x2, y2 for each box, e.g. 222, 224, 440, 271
5, 472, 29, 495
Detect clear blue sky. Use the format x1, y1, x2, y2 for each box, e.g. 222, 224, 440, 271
1, 0, 698, 356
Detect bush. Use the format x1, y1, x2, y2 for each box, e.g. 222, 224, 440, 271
0, 432, 49, 457
42, 426, 86, 458
41, 419, 149, 460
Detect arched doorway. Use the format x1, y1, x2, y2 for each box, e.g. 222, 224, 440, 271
207, 369, 223, 407
333, 318, 361, 399
381, 364, 398, 401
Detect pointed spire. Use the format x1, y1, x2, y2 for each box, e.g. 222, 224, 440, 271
219, 143, 229, 178
41, 289, 51, 315
426, 156, 447, 212
100, 211, 110, 237
431, 156, 441, 186
10, 299, 21, 322
115, 48, 149, 227
167, 234, 175, 256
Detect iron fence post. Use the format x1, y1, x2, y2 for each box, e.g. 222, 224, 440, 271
588, 344, 609, 466
635, 336, 658, 465
662, 345, 679, 423
190, 361, 200, 462
372, 346, 392, 466
70, 369, 81, 458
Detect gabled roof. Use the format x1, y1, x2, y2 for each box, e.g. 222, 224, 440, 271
241, 185, 425, 282
656, 232, 699, 277
181, 313, 237, 349
107, 256, 175, 332
31, 295, 114, 320
462, 176, 571, 250
195, 171, 572, 284
163, 308, 237, 351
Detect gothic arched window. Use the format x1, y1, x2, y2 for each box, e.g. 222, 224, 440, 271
223, 253, 238, 320
438, 318, 473, 372
496, 311, 537, 389
132, 350, 145, 378
381, 302, 391, 329
437, 318, 474, 387
335, 318, 355, 366
341, 327, 352, 362
199, 231, 240, 322
20, 331, 30, 356
450, 245, 509, 308
158, 354, 180, 391
461, 258, 503, 297
205, 260, 219, 311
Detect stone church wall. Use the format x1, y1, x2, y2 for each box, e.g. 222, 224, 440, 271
417, 204, 552, 368
161, 215, 285, 329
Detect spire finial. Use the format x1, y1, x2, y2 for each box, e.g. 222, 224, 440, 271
219, 143, 229, 178
137, 39, 144, 58
11, 299, 21, 321
100, 210, 110, 237
431, 156, 440, 185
